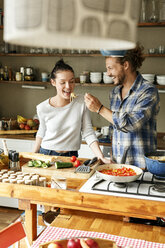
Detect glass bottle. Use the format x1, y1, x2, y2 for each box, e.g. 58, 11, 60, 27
3, 66, 9, 80
139, 0, 147, 23
159, 0, 165, 21
149, 0, 158, 22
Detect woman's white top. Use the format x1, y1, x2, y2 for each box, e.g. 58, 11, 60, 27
36, 95, 97, 151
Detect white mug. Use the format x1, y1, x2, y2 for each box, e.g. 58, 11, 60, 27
101, 126, 109, 136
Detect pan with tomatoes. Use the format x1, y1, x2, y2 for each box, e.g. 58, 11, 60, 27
96, 164, 143, 183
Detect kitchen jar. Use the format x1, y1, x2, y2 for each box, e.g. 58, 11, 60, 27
159, 0, 165, 21
2, 179, 10, 183
80, 74, 86, 84
39, 177, 46, 187
15, 72, 22, 81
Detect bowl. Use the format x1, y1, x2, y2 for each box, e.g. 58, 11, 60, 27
144, 151, 165, 178
90, 77, 102, 83
103, 76, 113, 84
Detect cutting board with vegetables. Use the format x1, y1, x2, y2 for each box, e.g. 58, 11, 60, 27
21, 155, 101, 179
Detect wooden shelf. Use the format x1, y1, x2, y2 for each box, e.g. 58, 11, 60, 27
138, 22, 165, 27
0, 53, 102, 57
0, 80, 165, 89
144, 54, 165, 57
0, 53, 165, 57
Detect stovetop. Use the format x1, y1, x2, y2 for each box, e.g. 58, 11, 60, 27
79, 171, 165, 202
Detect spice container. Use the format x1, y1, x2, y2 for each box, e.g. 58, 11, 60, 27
24, 175, 31, 180
9, 179, 17, 184
2, 179, 10, 183
25, 179, 33, 185
1, 169, 8, 174
0, 177, 2, 182
17, 179, 24, 184
39, 177, 46, 187
15, 72, 22, 81
9, 174, 17, 179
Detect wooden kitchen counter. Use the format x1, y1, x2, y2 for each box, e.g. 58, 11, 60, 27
0, 156, 165, 245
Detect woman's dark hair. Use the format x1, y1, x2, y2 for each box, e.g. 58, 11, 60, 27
116, 43, 145, 72
50, 59, 74, 79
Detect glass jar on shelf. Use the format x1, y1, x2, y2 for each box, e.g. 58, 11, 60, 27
159, 0, 165, 21
148, 0, 158, 22
139, 0, 147, 23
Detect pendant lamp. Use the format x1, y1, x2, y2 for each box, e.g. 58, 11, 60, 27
4, 0, 140, 50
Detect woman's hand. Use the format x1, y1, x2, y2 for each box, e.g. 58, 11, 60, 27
84, 93, 102, 113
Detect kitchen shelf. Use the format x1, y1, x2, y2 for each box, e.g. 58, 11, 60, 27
1, 53, 165, 57
138, 22, 165, 27
0, 53, 102, 57
0, 80, 165, 89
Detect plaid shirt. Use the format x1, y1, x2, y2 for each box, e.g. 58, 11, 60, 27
110, 73, 160, 168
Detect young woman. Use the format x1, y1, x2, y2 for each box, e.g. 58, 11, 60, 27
33, 59, 109, 163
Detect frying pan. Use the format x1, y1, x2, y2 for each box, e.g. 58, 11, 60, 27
95, 164, 143, 183
144, 150, 165, 177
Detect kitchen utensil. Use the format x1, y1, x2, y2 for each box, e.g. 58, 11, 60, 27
96, 164, 143, 183
144, 150, 165, 178
75, 164, 90, 173
75, 157, 98, 173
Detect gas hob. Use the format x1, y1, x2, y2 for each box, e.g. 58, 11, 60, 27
79, 171, 165, 202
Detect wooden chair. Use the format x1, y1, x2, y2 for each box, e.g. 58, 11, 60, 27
0, 221, 31, 248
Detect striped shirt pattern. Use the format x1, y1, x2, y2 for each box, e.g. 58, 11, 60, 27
110, 73, 160, 168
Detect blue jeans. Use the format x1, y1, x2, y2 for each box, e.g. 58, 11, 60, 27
39, 147, 78, 157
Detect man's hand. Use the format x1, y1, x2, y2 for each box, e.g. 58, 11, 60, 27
84, 93, 102, 113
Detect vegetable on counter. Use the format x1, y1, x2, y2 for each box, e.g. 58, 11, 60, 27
55, 161, 73, 169
28, 160, 51, 168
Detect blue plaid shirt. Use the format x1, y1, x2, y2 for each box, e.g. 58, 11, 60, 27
110, 73, 160, 168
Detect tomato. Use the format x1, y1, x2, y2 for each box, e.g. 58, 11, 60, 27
100, 167, 136, 176
67, 239, 81, 248
70, 156, 77, 162
74, 159, 81, 167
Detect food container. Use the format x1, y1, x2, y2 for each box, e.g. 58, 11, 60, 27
144, 150, 165, 178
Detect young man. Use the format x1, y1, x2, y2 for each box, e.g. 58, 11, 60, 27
84, 44, 160, 168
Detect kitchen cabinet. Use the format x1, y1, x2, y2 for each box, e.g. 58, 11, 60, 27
0, 138, 35, 152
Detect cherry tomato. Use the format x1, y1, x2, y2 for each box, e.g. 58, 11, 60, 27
70, 156, 77, 162
74, 159, 81, 167
100, 167, 136, 176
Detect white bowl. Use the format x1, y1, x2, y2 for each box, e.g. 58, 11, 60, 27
90, 77, 102, 83
157, 75, 165, 79
103, 76, 113, 84
157, 80, 165, 85
90, 75, 102, 79
90, 72, 102, 76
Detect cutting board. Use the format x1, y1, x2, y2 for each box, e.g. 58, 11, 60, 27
0, 130, 37, 135
39, 238, 118, 248
22, 157, 101, 179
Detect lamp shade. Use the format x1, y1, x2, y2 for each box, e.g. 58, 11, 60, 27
4, 0, 140, 50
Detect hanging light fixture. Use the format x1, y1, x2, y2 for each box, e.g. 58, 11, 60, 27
4, 0, 140, 50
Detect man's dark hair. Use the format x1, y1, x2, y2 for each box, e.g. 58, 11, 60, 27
116, 43, 145, 72
50, 59, 74, 79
